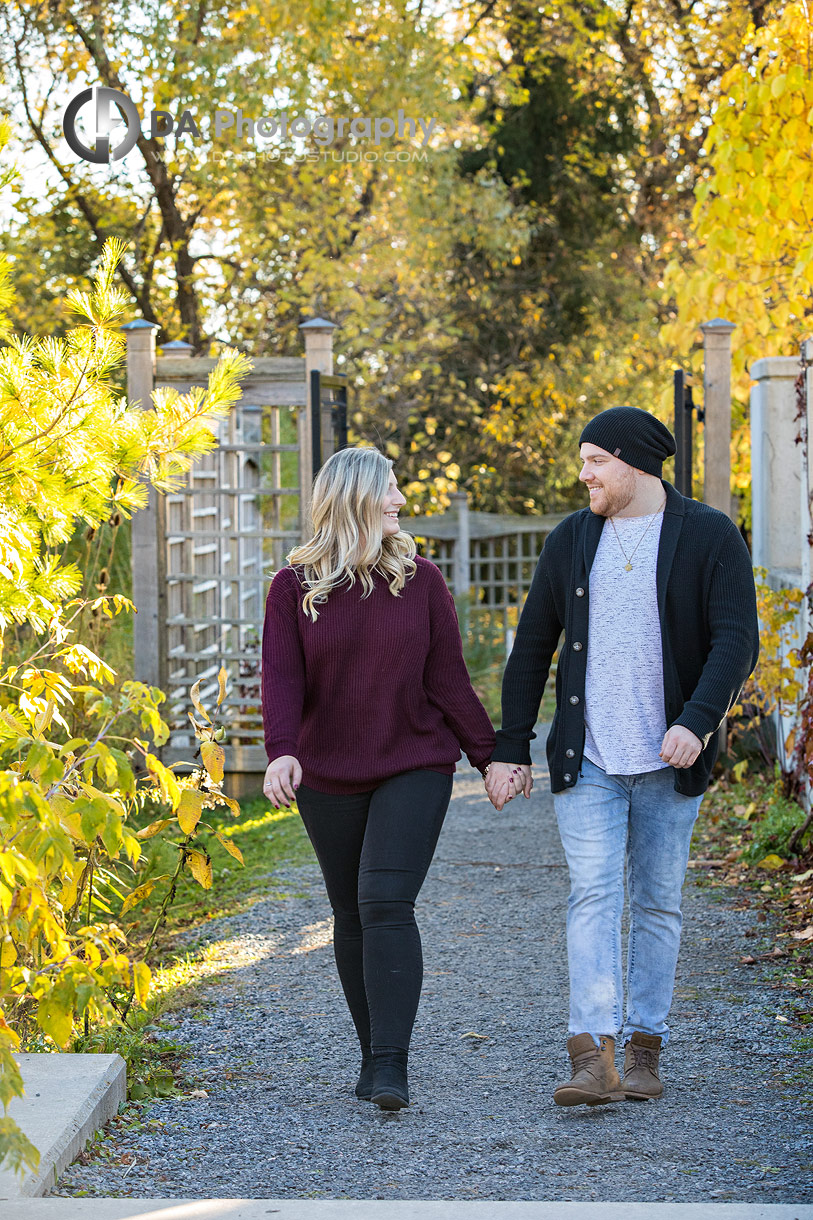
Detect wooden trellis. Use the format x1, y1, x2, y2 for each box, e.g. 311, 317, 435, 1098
410, 494, 567, 653
125, 318, 340, 796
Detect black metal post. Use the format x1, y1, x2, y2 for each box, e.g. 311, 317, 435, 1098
310, 368, 322, 479
334, 383, 348, 452
674, 369, 690, 497
311, 371, 350, 475
673, 369, 703, 498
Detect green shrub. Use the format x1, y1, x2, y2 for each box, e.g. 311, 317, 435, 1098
743, 777, 810, 863
0, 117, 253, 1178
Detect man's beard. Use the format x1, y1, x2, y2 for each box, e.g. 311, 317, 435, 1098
589, 474, 636, 517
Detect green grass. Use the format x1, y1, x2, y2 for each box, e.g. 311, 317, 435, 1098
126, 791, 315, 955
697, 771, 811, 863
61, 790, 316, 1103
692, 770, 813, 1015
75, 1014, 189, 1101
458, 597, 557, 725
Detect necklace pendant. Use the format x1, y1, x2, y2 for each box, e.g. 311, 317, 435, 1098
624, 562, 633, 572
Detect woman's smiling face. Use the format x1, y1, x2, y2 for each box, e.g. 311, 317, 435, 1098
381, 469, 407, 536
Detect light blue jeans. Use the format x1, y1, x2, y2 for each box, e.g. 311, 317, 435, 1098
553, 755, 703, 1048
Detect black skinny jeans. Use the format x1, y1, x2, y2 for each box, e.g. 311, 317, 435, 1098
295, 768, 454, 1054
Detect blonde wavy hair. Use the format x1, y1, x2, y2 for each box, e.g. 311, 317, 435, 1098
285, 446, 417, 621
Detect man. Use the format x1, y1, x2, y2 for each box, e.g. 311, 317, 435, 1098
484, 406, 759, 1106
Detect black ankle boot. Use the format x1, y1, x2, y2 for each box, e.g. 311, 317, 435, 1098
370, 1050, 409, 1110
355, 1046, 374, 1100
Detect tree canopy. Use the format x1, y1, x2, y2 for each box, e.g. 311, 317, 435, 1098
0, 0, 798, 514
662, 1, 813, 508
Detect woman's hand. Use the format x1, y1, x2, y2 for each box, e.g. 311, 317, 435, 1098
484, 762, 533, 811
263, 755, 302, 808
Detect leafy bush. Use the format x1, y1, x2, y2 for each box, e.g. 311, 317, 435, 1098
0, 120, 253, 1177
0, 654, 241, 1176
742, 779, 810, 864
729, 567, 804, 790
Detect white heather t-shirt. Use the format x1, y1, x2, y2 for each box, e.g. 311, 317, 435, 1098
582, 508, 670, 776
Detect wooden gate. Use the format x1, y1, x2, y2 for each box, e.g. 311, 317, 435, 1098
125, 318, 340, 794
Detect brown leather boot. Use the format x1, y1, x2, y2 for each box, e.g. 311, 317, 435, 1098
553, 1033, 624, 1106
622, 1031, 663, 1100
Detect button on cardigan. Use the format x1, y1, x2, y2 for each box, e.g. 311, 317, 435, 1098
491, 481, 760, 797
261, 554, 496, 794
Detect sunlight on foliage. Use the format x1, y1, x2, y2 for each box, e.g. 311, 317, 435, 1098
0, 121, 253, 1176
661, 3, 813, 506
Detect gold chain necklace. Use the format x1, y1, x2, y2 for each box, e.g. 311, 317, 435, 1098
608, 498, 666, 571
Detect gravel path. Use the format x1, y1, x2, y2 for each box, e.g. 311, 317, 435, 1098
53, 735, 813, 1203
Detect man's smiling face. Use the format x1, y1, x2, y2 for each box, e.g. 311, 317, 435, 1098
578, 443, 637, 517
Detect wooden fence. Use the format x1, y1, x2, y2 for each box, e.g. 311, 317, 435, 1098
411, 494, 566, 654
126, 318, 565, 795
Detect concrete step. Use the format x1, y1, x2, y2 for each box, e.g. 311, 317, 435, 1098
0, 1053, 126, 1199
3, 1200, 813, 1218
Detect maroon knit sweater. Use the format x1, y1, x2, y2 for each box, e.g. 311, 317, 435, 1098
261, 554, 496, 793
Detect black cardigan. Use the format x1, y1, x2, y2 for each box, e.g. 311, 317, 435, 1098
492, 481, 760, 796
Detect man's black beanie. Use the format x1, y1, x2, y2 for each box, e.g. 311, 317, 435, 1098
579, 406, 676, 478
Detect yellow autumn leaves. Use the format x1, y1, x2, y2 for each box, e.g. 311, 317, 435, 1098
0, 221, 254, 1178
0, 658, 244, 1070
662, 4, 813, 411
163, 665, 243, 893
0, 633, 244, 1190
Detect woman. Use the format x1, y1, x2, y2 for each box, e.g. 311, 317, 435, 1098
260, 446, 495, 1111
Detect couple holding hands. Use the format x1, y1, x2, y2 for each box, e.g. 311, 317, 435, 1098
260, 407, 759, 1113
